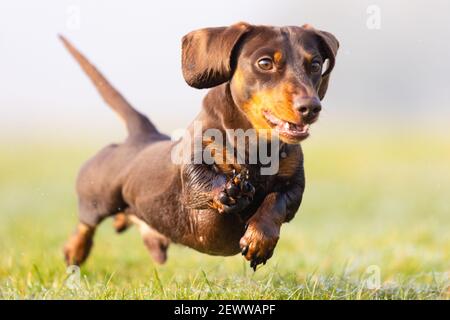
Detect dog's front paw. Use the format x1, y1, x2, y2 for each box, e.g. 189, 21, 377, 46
239, 217, 280, 271
213, 168, 255, 214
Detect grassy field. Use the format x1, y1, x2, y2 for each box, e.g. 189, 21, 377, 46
0, 131, 449, 299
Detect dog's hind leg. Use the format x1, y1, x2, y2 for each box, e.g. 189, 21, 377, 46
109, 209, 169, 263
63, 222, 96, 266
128, 215, 170, 264
113, 212, 131, 233
63, 196, 115, 266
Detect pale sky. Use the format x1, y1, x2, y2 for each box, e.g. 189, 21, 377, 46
1, 0, 449, 142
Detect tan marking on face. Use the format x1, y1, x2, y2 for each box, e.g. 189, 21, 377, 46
241, 84, 301, 136
274, 51, 283, 64
301, 50, 313, 63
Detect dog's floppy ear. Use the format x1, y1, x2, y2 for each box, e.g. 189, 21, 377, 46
182, 22, 252, 89
317, 30, 339, 100
303, 25, 339, 100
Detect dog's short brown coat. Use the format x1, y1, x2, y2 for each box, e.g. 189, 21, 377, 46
61, 22, 338, 270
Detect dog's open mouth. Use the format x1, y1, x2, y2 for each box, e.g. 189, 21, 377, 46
262, 110, 310, 142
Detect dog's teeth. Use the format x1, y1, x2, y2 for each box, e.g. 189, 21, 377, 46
284, 122, 290, 130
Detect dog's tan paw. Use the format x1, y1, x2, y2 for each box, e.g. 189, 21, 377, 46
239, 218, 280, 271
63, 224, 95, 266
113, 213, 131, 233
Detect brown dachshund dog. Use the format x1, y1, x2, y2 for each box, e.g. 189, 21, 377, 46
61, 22, 338, 270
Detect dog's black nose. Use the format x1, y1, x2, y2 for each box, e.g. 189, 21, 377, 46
295, 97, 322, 122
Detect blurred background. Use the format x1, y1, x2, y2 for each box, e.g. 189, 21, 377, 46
0, 0, 448, 299
1, 0, 450, 141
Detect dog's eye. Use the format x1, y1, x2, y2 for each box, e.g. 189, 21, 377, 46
311, 61, 322, 74
257, 58, 274, 71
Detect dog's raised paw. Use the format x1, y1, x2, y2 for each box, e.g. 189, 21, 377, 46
214, 168, 255, 214
239, 217, 280, 271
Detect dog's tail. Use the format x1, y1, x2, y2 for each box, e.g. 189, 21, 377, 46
59, 35, 158, 138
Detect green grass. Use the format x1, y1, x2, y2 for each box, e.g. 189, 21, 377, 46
0, 132, 449, 299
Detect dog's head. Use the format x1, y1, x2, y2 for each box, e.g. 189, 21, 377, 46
182, 22, 339, 144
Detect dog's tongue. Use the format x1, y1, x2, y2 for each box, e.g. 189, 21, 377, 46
278, 121, 308, 134
263, 110, 309, 136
